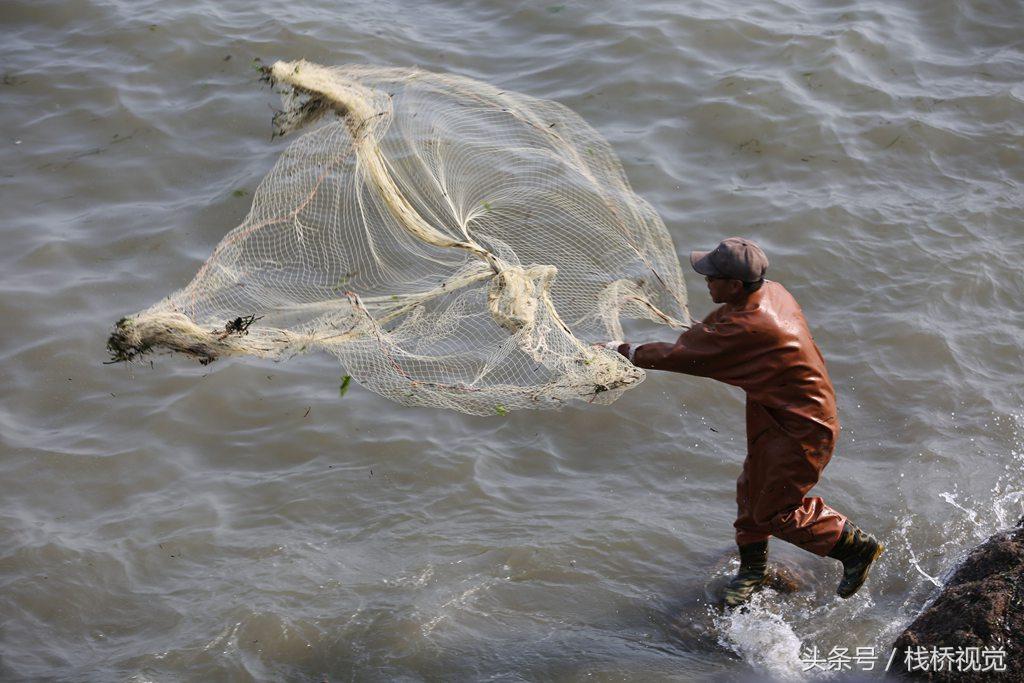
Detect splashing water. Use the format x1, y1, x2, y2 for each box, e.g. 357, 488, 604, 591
882, 411, 1024, 643
937, 411, 1024, 543
712, 590, 809, 681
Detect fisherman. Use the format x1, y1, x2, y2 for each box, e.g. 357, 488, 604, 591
606, 237, 883, 607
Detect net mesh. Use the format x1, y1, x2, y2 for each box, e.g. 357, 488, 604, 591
108, 60, 690, 415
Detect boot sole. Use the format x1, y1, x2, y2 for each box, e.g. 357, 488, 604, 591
837, 542, 884, 599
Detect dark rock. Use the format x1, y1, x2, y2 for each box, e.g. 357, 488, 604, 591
890, 516, 1024, 681
763, 562, 806, 594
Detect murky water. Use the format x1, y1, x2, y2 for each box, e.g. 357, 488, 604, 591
2, 0, 1022, 680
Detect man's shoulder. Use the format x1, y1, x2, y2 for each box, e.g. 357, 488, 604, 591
762, 279, 795, 300
758, 280, 815, 341
729, 282, 797, 336
703, 282, 800, 331
759, 280, 804, 315
703, 303, 778, 339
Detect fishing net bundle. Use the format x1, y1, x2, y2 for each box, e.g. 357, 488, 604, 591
107, 60, 690, 415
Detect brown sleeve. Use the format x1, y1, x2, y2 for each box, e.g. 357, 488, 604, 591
631, 319, 762, 379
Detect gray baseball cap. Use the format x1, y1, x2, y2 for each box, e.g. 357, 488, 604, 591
690, 237, 769, 282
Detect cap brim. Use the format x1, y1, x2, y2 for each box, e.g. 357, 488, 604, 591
690, 250, 722, 277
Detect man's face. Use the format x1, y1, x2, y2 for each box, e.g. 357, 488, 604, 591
705, 276, 742, 304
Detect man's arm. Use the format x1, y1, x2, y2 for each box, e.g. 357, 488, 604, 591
620, 319, 761, 379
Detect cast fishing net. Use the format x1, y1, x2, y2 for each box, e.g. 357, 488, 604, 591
108, 60, 690, 415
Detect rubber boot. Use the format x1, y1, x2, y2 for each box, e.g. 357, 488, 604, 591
826, 521, 884, 598
722, 540, 768, 608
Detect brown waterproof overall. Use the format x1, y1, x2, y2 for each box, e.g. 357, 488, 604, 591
632, 280, 846, 556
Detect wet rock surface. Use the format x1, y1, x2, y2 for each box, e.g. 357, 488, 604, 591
891, 516, 1024, 681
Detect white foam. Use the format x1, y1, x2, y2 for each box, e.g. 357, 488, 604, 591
712, 590, 810, 681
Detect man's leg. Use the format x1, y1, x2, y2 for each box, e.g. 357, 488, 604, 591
826, 521, 885, 598
746, 407, 883, 597
768, 496, 846, 556
722, 439, 772, 607
734, 469, 772, 547
746, 411, 846, 555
